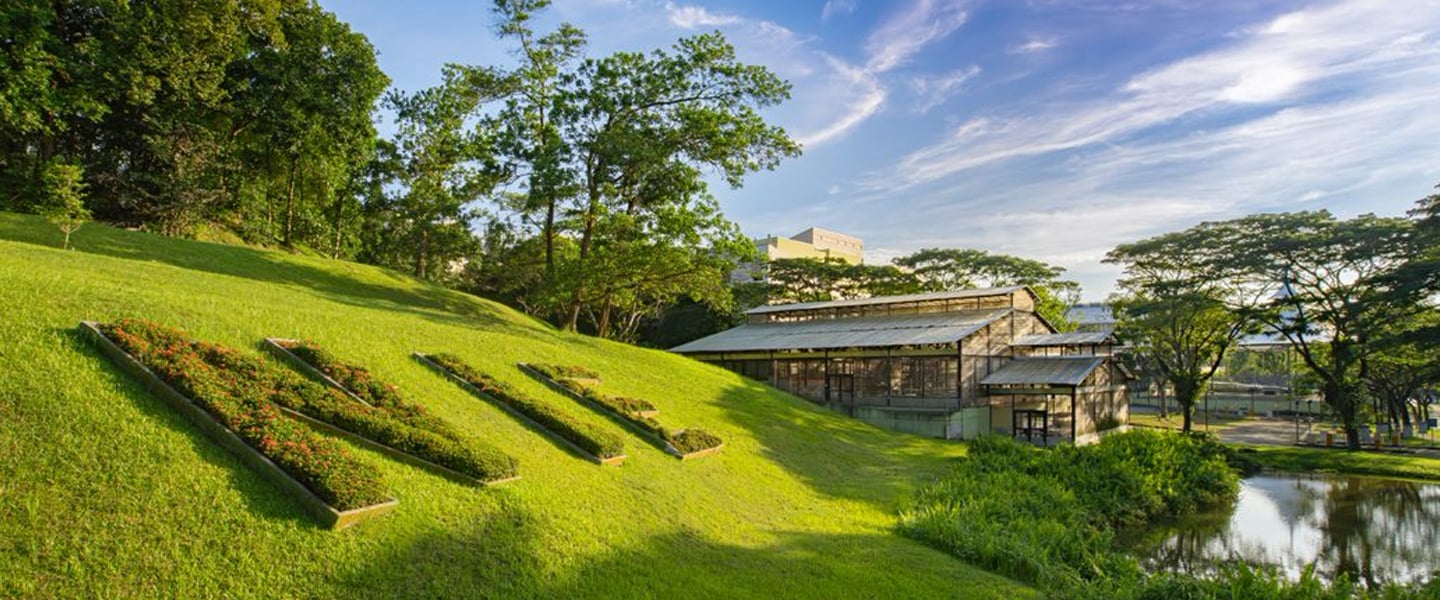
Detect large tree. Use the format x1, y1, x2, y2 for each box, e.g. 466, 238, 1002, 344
549, 32, 800, 332
1105, 229, 1256, 432
894, 248, 1080, 328
1210, 211, 1416, 450
363, 66, 505, 280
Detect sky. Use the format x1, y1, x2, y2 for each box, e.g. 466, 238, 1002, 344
321, 0, 1440, 300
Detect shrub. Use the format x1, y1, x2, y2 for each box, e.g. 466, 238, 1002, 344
664, 429, 723, 454
531, 363, 600, 381
429, 354, 625, 460
901, 431, 1438, 598
101, 319, 389, 511
525, 363, 719, 455
276, 340, 456, 436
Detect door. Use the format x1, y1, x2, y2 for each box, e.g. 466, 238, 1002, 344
826, 373, 855, 406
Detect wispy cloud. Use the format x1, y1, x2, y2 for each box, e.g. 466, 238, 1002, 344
1009, 36, 1058, 54
840, 0, 1440, 297
664, 2, 740, 29
821, 0, 856, 22
883, 0, 1440, 186
797, 0, 972, 146
910, 65, 981, 113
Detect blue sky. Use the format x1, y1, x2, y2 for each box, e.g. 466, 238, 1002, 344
322, 0, 1440, 300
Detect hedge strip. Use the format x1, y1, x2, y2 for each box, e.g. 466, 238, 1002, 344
262, 362, 519, 484
422, 354, 626, 462
529, 363, 601, 382
268, 339, 456, 436
266, 339, 524, 483
93, 319, 391, 513
519, 363, 722, 459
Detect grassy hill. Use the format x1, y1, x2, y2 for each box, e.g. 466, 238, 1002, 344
0, 213, 1031, 598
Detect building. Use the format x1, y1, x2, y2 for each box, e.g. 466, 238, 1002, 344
672, 286, 1129, 443
733, 227, 864, 283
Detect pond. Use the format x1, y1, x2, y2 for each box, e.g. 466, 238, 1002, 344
1121, 473, 1440, 586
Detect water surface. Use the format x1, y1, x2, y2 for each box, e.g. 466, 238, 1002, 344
1123, 473, 1440, 586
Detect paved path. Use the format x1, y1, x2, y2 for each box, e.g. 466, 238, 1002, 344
1217, 418, 1302, 446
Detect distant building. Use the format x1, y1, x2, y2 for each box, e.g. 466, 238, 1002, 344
733, 227, 864, 283
673, 286, 1130, 443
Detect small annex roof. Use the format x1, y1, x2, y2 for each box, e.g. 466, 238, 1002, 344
980, 357, 1104, 387
746, 286, 1028, 316
671, 308, 1012, 354
1011, 330, 1116, 347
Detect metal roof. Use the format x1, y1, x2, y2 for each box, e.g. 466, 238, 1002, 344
671, 309, 1012, 353
746, 286, 1027, 316
1011, 330, 1115, 347
980, 357, 1104, 387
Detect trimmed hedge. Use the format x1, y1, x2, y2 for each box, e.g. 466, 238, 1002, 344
100, 319, 389, 511
276, 339, 455, 436
528, 364, 721, 456
665, 429, 724, 455
531, 363, 601, 381
557, 378, 657, 417
428, 354, 625, 460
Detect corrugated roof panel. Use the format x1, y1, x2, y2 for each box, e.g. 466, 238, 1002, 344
980, 357, 1104, 386
1011, 331, 1115, 346
671, 309, 1012, 353
746, 287, 1026, 315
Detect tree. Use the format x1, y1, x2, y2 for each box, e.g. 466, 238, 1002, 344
488, 0, 586, 275
1211, 211, 1417, 450
35, 160, 90, 249
366, 66, 505, 280
550, 32, 800, 332
894, 248, 1080, 328
1105, 228, 1257, 432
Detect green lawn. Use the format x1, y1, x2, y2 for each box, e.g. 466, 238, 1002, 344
1243, 446, 1440, 483
0, 213, 1031, 598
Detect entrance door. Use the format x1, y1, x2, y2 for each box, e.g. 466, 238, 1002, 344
826, 373, 855, 406
1013, 409, 1048, 442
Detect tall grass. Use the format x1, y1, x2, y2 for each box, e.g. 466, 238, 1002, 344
900, 431, 1438, 599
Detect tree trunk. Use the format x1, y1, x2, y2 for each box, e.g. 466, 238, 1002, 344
415, 229, 429, 279
283, 157, 298, 248
1173, 378, 1200, 433
563, 191, 600, 331
597, 292, 613, 339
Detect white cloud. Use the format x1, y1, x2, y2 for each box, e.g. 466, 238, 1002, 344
843, 0, 1440, 298
864, 0, 970, 72
665, 2, 740, 29
910, 65, 981, 113
882, 0, 1440, 187
1009, 36, 1058, 54
821, 0, 856, 22
796, 0, 972, 147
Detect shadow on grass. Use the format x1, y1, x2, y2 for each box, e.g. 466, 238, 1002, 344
344, 521, 1025, 599
715, 378, 962, 510
68, 327, 316, 529
0, 213, 550, 338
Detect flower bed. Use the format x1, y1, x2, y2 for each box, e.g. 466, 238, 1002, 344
519, 363, 721, 460
85, 319, 395, 527
529, 363, 602, 383
263, 339, 518, 483
420, 354, 627, 464
268, 338, 455, 435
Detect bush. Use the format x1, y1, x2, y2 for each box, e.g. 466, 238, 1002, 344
101, 319, 389, 510
901, 431, 1438, 598
277, 340, 456, 436
429, 354, 626, 460
665, 429, 723, 454
531, 363, 600, 381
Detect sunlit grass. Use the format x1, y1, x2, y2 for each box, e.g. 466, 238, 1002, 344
0, 212, 1029, 598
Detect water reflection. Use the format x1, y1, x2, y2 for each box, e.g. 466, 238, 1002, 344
1122, 474, 1440, 586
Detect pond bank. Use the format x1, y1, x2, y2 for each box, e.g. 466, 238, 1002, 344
1241, 446, 1440, 482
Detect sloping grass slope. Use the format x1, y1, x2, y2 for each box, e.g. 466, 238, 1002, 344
0, 213, 1030, 598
